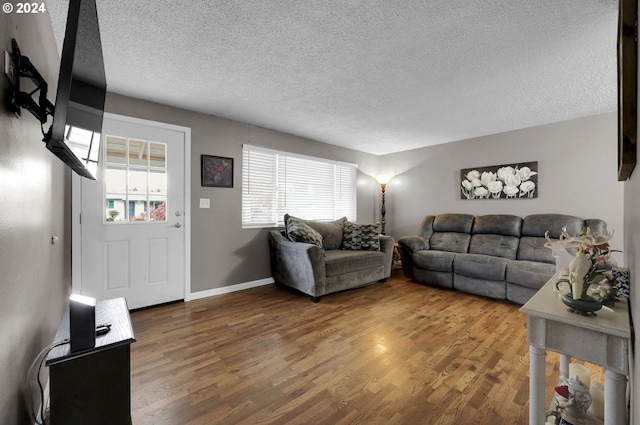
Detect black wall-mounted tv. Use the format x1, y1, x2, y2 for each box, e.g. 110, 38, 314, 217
43, 0, 106, 180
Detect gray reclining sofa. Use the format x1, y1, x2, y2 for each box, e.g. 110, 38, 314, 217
397, 213, 607, 304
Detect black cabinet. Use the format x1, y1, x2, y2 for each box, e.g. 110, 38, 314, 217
46, 297, 136, 425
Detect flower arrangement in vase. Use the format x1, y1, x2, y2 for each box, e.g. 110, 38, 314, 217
545, 226, 617, 316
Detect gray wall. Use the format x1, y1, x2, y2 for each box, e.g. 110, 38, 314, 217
104, 93, 381, 293
625, 139, 639, 425
380, 113, 625, 255
625, 50, 640, 425
0, 11, 71, 425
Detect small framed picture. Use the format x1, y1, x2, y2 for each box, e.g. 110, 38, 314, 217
201, 155, 233, 187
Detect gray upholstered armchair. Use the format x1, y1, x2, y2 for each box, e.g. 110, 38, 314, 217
268, 215, 395, 302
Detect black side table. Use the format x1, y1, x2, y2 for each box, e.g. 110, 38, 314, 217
46, 297, 136, 425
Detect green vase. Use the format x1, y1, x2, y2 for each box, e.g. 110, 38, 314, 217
561, 294, 602, 316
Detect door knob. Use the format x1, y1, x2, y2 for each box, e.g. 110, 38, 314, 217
172, 222, 182, 228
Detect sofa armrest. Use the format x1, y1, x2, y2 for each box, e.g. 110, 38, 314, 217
379, 235, 395, 278
397, 235, 428, 253
268, 230, 326, 296
397, 236, 428, 280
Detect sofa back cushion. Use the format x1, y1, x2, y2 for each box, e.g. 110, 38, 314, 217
469, 215, 522, 259
472, 214, 522, 237
522, 214, 584, 238
517, 237, 554, 263
284, 214, 346, 250
517, 214, 585, 263
418, 215, 436, 242
585, 218, 608, 235
430, 233, 472, 253
433, 214, 475, 233
428, 214, 474, 253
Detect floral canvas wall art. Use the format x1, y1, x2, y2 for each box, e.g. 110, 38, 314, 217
201, 155, 234, 187
460, 161, 538, 200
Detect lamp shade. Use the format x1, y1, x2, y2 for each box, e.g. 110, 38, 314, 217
373, 173, 395, 185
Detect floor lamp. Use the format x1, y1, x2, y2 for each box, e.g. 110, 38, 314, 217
373, 174, 394, 235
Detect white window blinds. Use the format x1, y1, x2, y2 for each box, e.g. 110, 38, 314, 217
242, 145, 357, 228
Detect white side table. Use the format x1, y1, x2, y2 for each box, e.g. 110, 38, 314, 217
520, 279, 630, 425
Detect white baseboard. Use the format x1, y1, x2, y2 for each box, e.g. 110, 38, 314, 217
186, 277, 274, 301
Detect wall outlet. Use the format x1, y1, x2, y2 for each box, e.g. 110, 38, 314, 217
4, 51, 16, 85
199, 198, 211, 208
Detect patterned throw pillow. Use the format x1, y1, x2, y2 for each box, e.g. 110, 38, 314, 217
284, 214, 346, 250
286, 217, 324, 251
342, 221, 381, 251
612, 267, 630, 298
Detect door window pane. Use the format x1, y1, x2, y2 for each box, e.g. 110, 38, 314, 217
150, 199, 167, 222
128, 169, 148, 194
105, 167, 127, 194
104, 136, 168, 223
150, 142, 166, 168
105, 137, 127, 165
149, 169, 167, 195
128, 139, 148, 166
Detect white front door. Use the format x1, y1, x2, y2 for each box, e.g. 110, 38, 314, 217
72, 113, 190, 309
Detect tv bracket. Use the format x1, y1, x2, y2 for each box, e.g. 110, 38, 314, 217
8, 38, 54, 124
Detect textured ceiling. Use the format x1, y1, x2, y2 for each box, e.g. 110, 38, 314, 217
46, 0, 619, 155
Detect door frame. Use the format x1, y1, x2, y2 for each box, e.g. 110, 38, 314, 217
71, 112, 192, 302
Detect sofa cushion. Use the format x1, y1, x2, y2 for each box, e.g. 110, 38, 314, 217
433, 214, 475, 233
585, 218, 608, 234
430, 233, 471, 253
472, 214, 522, 237
422, 214, 474, 253
469, 234, 520, 259
454, 253, 509, 281
454, 274, 506, 299
284, 214, 346, 250
506, 260, 556, 290
412, 250, 457, 272
468, 215, 521, 259
324, 250, 385, 276
286, 217, 324, 250
517, 236, 554, 264
506, 283, 537, 305
418, 215, 436, 241
518, 214, 585, 264
342, 221, 381, 251
522, 214, 584, 238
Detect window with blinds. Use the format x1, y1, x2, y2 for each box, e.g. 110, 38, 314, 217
242, 145, 357, 228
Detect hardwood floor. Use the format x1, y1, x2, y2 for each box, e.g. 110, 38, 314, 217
129, 270, 602, 425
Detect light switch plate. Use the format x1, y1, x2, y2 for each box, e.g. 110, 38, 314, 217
4, 51, 16, 85
199, 198, 211, 208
